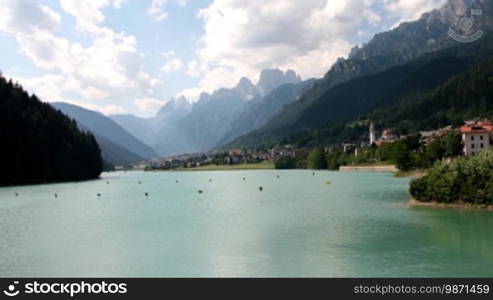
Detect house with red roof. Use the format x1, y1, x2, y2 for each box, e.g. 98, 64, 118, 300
460, 121, 493, 156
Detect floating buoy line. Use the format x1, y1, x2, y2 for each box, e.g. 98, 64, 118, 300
33, 174, 330, 199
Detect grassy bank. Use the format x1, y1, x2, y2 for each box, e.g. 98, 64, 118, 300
344, 161, 395, 167
395, 170, 427, 178
408, 199, 493, 211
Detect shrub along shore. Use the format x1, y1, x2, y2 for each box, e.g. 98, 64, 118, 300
410, 150, 493, 209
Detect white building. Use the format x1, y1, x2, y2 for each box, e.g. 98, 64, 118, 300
460, 122, 493, 156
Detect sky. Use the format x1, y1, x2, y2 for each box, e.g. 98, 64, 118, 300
0, 0, 446, 117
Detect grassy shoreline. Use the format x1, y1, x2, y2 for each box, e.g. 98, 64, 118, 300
407, 199, 493, 211
395, 170, 427, 178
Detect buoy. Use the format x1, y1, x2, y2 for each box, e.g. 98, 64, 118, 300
313, 172, 316, 176
176, 180, 179, 183
145, 193, 149, 197
259, 187, 263, 192
15, 193, 18, 197
276, 175, 280, 179
325, 180, 332, 186
97, 193, 101, 197
198, 190, 203, 194
54, 193, 58, 198
243, 177, 246, 181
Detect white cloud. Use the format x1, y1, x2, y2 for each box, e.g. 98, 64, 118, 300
2, 0, 449, 111
0, 0, 159, 112
177, 0, 448, 100
134, 97, 165, 113
179, 87, 203, 101
180, 0, 383, 99
161, 58, 184, 74
12, 73, 78, 102
186, 59, 200, 77
0, 0, 61, 34
158, 50, 184, 75
148, 0, 190, 22
383, 0, 447, 22
11, 73, 126, 115
59, 0, 124, 31
148, 0, 169, 21
15, 27, 157, 100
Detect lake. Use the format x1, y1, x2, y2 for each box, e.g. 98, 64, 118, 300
0, 170, 492, 277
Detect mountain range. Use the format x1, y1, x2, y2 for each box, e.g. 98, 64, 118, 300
255, 36, 493, 149
52, 102, 158, 166
227, 0, 493, 149
110, 69, 305, 156
51, 0, 493, 161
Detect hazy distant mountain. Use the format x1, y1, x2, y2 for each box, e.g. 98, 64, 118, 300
111, 97, 193, 153
109, 114, 154, 146
109, 69, 303, 157
153, 79, 258, 156
52, 102, 158, 164
89, 133, 144, 167
218, 79, 314, 146
151, 96, 193, 131
77, 121, 145, 166
228, 0, 493, 149
257, 69, 302, 96
150, 69, 302, 156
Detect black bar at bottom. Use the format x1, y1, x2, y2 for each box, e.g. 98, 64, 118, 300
0, 279, 492, 299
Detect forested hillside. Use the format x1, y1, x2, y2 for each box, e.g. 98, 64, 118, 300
0, 76, 103, 185
284, 53, 493, 148
372, 55, 493, 131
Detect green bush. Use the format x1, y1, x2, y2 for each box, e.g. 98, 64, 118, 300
410, 150, 493, 204
275, 156, 298, 169
307, 148, 328, 170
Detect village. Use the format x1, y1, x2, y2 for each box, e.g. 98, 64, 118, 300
139, 119, 493, 171
370, 119, 493, 157
143, 146, 307, 170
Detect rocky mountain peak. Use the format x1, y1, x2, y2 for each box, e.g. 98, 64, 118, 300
257, 69, 302, 96
234, 77, 259, 101
156, 97, 192, 119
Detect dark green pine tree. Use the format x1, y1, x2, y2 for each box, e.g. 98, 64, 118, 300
0, 74, 103, 185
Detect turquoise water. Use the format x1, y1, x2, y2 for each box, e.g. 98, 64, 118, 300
0, 170, 492, 277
